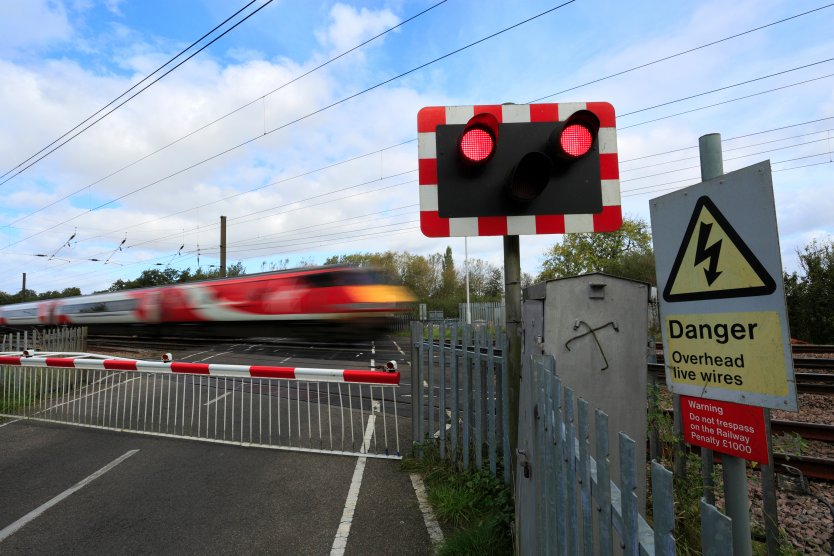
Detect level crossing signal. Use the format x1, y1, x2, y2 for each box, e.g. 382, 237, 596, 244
417, 102, 622, 237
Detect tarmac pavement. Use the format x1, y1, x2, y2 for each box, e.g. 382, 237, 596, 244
0, 419, 435, 555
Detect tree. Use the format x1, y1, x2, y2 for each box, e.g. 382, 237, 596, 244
325, 252, 400, 280
784, 239, 834, 343
402, 254, 436, 299
437, 246, 459, 298
538, 216, 655, 284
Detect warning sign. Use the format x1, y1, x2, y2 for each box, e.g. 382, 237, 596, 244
665, 311, 787, 397
681, 395, 768, 464
664, 196, 775, 302
650, 161, 797, 411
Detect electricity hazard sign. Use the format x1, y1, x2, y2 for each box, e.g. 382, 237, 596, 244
650, 161, 797, 411
663, 196, 776, 302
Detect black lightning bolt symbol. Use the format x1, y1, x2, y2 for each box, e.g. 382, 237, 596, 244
694, 222, 722, 286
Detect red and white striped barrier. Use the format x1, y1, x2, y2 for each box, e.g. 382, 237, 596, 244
0, 353, 400, 385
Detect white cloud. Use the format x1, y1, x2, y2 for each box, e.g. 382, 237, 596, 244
0, 0, 831, 293
0, 0, 73, 55
315, 3, 400, 55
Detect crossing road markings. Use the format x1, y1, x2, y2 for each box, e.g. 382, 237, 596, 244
331, 402, 380, 555
663, 196, 775, 302
0, 450, 139, 542
204, 391, 233, 406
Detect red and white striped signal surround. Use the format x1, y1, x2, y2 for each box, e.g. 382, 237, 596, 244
417, 102, 621, 237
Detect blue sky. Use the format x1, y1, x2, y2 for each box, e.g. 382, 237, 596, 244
0, 0, 832, 294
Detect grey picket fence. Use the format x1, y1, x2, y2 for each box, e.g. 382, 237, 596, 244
409, 321, 734, 554
409, 321, 511, 484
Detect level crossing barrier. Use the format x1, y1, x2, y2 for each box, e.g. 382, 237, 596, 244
0, 351, 401, 459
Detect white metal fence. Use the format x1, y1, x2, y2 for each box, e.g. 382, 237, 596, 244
458, 301, 504, 326
1, 327, 87, 352
0, 351, 402, 459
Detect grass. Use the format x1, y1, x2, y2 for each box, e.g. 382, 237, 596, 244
401, 442, 514, 555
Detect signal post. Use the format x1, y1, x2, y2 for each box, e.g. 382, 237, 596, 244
417, 102, 622, 545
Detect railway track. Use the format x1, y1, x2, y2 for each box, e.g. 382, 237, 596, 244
83, 335, 834, 480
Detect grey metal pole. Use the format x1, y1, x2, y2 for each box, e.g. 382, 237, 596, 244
21, 272, 26, 301
761, 410, 780, 555
503, 234, 522, 556
698, 134, 721, 505
503, 235, 521, 464
220, 215, 227, 277
465, 237, 472, 324
700, 132, 752, 556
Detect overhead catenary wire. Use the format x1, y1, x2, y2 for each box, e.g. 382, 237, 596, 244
0, 1, 578, 251
622, 128, 834, 171
527, 3, 834, 104
56, 113, 834, 256
5, 110, 828, 276
619, 116, 834, 162
0, 0, 278, 189
4, 0, 449, 228
6, 152, 830, 294
2, 2, 823, 251
3, 4, 832, 291
0, 0, 261, 183
619, 72, 834, 130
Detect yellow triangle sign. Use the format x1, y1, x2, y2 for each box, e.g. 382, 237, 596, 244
663, 196, 775, 302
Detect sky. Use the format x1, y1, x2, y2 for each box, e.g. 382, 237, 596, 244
0, 0, 831, 295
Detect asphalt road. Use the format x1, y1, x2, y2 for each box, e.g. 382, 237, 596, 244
0, 334, 438, 555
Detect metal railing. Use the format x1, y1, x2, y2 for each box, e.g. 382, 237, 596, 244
0, 351, 401, 459
458, 301, 504, 326
410, 322, 510, 483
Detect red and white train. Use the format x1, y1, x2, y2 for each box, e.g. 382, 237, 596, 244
0, 266, 414, 338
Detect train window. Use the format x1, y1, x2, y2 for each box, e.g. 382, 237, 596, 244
306, 272, 337, 288
305, 269, 398, 287
62, 299, 138, 314
3, 308, 37, 318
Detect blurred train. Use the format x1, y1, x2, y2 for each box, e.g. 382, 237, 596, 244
0, 266, 414, 339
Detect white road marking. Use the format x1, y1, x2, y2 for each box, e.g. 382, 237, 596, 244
204, 391, 232, 406
330, 402, 379, 555
200, 351, 230, 361
279, 356, 291, 363
0, 449, 139, 542
392, 340, 406, 357
410, 473, 444, 547
45, 377, 140, 411
181, 350, 212, 360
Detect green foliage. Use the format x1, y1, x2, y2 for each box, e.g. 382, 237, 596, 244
327, 248, 504, 312
0, 287, 83, 304
106, 262, 246, 292
784, 238, 834, 343
538, 216, 655, 284
771, 432, 808, 459
402, 442, 514, 555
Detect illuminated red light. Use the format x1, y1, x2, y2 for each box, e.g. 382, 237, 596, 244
559, 124, 593, 158
459, 128, 495, 163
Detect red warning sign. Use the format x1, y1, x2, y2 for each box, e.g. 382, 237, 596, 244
680, 395, 769, 464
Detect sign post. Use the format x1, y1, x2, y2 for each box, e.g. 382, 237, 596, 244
651, 144, 797, 556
